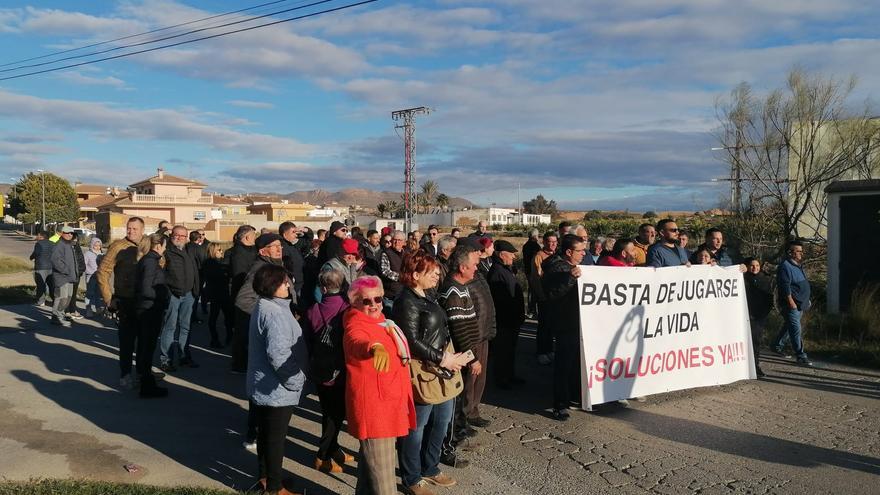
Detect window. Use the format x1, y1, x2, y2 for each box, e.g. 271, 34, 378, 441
194, 211, 206, 221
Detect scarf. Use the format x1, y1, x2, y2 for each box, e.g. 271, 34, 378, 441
380, 319, 411, 364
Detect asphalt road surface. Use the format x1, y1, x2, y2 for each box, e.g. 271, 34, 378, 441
0, 227, 877, 494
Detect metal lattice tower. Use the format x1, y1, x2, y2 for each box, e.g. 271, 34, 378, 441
392, 106, 430, 232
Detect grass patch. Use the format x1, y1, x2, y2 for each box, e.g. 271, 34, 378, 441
0, 479, 236, 495
804, 340, 880, 369
0, 285, 36, 305
0, 256, 30, 275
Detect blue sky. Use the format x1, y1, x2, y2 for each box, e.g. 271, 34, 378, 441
1, 0, 878, 211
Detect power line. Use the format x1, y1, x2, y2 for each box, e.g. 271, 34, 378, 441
0, 0, 294, 69
0, 0, 378, 82
0, 0, 338, 75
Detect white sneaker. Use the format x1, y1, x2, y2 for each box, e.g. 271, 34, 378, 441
243, 440, 257, 451
66, 312, 84, 320
119, 374, 135, 390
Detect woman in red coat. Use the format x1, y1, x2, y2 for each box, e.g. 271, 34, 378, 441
344, 275, 416, 495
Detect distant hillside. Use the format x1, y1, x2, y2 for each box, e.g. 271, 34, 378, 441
280, 188, 474, 209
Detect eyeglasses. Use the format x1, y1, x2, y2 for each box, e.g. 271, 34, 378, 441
340, 228, 348, 233
361, 296, 383, 306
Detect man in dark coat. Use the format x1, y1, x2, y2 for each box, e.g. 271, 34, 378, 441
158, 225, 201, 371
30, 230, 54, 306
744, 258, 772, 377
521, 229, 541, 316
49, 226, 78, 327
542, 234, 586, 421
487, 240, 526, 389
279, 221, 305, 304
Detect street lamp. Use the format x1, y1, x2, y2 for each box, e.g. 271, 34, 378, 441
36, 169, 45, 227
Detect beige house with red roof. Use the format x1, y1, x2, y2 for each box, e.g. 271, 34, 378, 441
98, 168, 219, 225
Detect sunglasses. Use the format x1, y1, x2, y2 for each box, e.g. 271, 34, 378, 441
361, 296, 383, 306
340, 228, 348, 233
666, 228, 679, 232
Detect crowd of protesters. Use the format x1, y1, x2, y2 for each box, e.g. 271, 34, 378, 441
25, 215, 812, 494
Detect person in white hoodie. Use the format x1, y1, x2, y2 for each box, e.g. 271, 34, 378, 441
83, 236, 104, 317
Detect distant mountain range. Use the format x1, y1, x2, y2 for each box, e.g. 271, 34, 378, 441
279, 188, 475, 209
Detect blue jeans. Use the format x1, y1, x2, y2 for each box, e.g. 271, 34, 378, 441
398, 399, 454, 487
159, 292, 195, 365
773, 308, 807, 359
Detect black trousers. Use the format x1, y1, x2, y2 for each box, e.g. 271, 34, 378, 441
117, 298, 138, 377
492, 325, 520, 385
254, 403, 295, 492
316, 381, 346, 460
136, 306, 164, 378
208, 297, 234, 343
553, 329, 582, 410
231, 308, 250, 371
536, 301, 553, 355
750, 316, 767, 369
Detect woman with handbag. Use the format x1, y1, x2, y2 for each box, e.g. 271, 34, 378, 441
304, 269, 352, 473
392, 251, 466, 495
343, 275, 416, 495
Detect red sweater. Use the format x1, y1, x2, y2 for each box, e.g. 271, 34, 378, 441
343, 308, 416, 440
598, 256, 633, 267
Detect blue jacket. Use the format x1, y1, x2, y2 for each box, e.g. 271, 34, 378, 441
647, 243, 689, 267
247, 297, 309, 407
776, 258, 811, 311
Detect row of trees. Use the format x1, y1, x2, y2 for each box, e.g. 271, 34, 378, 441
6, 172, 79, 225
376, 180, 451, 218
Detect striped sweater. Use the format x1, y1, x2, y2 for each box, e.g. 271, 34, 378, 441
438, 278, 482, 354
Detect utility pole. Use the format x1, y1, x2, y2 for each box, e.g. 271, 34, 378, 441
732, 128, 743, 213
392, 106, 430, 233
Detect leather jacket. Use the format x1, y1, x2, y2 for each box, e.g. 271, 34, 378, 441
392, 286, 449, 365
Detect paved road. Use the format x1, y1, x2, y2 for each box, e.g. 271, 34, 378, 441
0, 227, 37, 262
0, 301, 877, 494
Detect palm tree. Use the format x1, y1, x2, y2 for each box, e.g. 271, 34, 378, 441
384, 200, 401, 218
376, 203, 387, 218
420, 180, 438, 214
418, 194, 430, 214
435, 193, 449, 211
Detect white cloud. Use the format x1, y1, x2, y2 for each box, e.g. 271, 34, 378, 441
0, 89, 313, 158
55, 71, 128, 88
227, 99, 275, 109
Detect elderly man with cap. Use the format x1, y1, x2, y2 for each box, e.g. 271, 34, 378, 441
158, 225, 201, 372
487, 240, 526, 389
318, 238, 364, 300
233, 232, 286, 451
49, 226, 78, 327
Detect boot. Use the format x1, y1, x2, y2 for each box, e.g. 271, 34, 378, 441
139, 374, 169, 399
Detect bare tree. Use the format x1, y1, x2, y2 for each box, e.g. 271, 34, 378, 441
715, 68, 880, 258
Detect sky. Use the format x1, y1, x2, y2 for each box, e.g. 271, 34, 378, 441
1, 0, 879, 211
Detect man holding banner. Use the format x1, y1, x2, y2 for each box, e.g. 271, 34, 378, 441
577, 263, 756, 410
542, 234, 586, 421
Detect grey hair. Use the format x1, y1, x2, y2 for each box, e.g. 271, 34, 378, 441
449, 244, 479, 274
392, 230, 405, 240
438, 235, 457, 252
318, 269, 344, 294
234, 225, 256, 242
529, 228, 540, 238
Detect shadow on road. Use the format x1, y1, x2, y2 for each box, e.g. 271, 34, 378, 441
0, 304, 340, 494
611, 408, 880, 476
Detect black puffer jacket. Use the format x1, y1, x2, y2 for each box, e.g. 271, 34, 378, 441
135, 250, 169, 312
164, 243, 200, 298
392, 286, 449, 365
541, 254, 580, 334
227, 242, 257, 297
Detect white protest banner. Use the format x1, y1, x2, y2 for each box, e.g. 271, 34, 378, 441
578, 265, 755, 409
